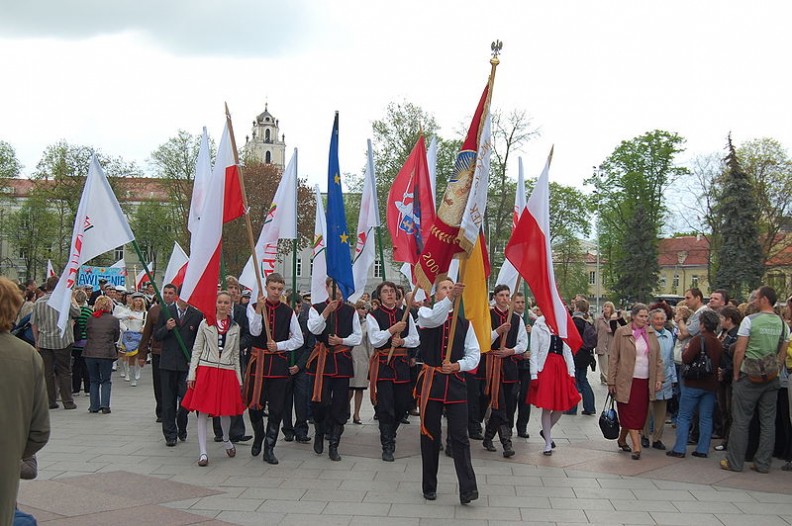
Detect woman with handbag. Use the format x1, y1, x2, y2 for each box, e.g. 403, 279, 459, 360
115, 293, 147, 387
608, 303, 664, 460
83, 296, 121, 413
667, 309, 723, 458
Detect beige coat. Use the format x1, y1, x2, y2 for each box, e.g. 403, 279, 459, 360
608, 324, 664, 404
1, 332, 50, 526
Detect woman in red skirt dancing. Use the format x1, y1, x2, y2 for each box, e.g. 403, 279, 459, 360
528, 308, 581, 456
608, 303, 663, 460
183, 291, 246, 466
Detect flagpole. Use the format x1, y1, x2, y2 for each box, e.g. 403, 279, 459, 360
225, 102, 272, 342
376, 226, 387, 281
498, 275, 522, 350
131, 240, 190, 362
444, 258, 466, 363
386, 289, 414, 363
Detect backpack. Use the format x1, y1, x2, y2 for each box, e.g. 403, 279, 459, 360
572, 316, 597, 369
12, 313, 35, 346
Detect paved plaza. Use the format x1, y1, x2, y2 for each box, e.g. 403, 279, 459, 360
17, 368, 792, 525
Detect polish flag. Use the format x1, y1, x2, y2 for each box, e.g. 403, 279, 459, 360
495, 157, 527, 292
504, 147, 582, 353
46, 260, 56, 278
162, 242, 189, 289
135, 262, 154, 290
180, 120, 245, 325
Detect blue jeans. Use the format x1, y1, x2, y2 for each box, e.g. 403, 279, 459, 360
15, 508, 38, 525
85, 358, 114, 411
672, 384, 715, 455
566, 366, 595, 414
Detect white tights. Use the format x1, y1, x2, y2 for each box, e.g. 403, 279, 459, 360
541, 409, 563, 451
196, 412, 231, 456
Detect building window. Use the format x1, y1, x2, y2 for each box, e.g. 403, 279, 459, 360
265, 129, 271, 142
114, 246, 124, 261
660, 275, 667, 289
374, 258, 382, 278
691, 275, 699, 288
589, 271, 596, 285
673, 274, 679, 288
265, 151, 272, 164
296, 257, 302, 278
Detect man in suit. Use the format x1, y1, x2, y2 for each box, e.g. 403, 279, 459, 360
154, 284, 203, 447
88, 278, 108, 306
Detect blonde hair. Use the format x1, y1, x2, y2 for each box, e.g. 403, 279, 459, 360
94, 296, 114, 313
0, 277, 23, 331
130, 297, 146, 312
602, 301, 615, 316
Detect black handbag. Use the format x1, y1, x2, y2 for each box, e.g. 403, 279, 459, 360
599, 392, 620, 440
682, 335, 712, 381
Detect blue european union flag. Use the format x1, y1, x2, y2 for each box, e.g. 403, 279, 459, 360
325, 112, 355, 300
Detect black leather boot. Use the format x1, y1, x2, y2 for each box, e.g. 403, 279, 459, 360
328, 424, 342, 461
500, 425, 515, 458
482, 422, 497, 452
313, 420, 324, 455
380, 423, 394, 462
262, 422, 279, 465
250, 411, 265, 457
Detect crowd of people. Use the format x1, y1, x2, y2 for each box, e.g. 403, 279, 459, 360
5, 273, 792, 523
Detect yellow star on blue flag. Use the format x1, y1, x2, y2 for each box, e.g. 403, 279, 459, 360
325, 112, 354, 299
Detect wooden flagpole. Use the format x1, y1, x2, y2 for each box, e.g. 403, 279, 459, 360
498, 275, 522, 350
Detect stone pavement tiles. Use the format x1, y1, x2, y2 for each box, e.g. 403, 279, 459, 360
17, 365, 792, 525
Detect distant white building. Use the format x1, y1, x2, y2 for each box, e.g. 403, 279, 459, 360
243, 103, 286, 169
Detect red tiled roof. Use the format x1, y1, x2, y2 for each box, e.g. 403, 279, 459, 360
5, 177, 172, 202
658, 236, 710, 266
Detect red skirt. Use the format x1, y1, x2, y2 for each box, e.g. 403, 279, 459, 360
528, 352, 581, 411
616, 378, 650, 430
182, 366, 246, 416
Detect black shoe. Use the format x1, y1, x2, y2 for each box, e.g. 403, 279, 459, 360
178, 432, 187, 442
581, 410, 596, 416
231, 435, 252, 443
460, 490, 479, 504
641, 436, 650, 448
165, 438, 177, 447
482, 439, 497, 452
382, 449, 394, 462
251, 440, 262, 457
423, 491, 437, 501
468, 430, 484, 440
295, 436, 312, 444
539, 430, 556, 449
101, 407, 111, 414
156, 416, 162, 423
283, 432, 295, 442
445, 444, 453, 457
89, 409, 99, 414
652, 441, 666, 450
63, 402, 77, 410
691, 451, 708, 458
400, 416, 410, 424
213, 436, 224, 443
666, 450, 685, 458
329, 445, 341, 462
517, 431, 530, 438
49, 403, 59, 409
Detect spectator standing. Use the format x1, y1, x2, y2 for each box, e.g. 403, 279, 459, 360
71, 290, 92, 397
714, 305, 742, 452
595, 302, 617, 385
83, 297, 121, 413
642, 308, 676, 449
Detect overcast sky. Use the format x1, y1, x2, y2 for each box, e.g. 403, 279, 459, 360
2, 0, 791, 195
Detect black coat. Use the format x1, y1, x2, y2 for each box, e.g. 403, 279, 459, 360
154, 304, 203, 372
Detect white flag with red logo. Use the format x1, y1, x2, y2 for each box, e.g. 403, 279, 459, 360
49, 155, 135, 333
349, 140, 379, 302
495, 156, 527, 292
238, 148, 298, 299
180, 121, 245, 325
162, 242, 189, 289
46, 260, 56, 279
310, 185, 329, 303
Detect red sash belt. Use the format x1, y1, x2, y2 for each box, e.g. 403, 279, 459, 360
307, 343, 351, 402
414, 363, 448, 439
368, 348, 408, 405
485, 352, 503, 410
243, 347, 283, 410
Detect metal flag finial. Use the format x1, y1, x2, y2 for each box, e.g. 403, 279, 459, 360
490, 40, 502, 66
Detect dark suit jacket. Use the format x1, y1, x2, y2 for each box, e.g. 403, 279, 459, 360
154, 304, 203, 372
233, 303, 252, 351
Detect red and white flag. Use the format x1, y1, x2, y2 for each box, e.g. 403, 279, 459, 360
238, 148, 298, 299
49, 155, 135, 333
46, 260, 56, 278
162, 242, 189, 289
135, 262, 154, 290
188, 127, 213, 234
495, 156, 527, 292
349, 140, 380, 302
504, 148, 582, 353
180, 120, 245, 325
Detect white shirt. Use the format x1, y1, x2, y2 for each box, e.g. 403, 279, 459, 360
246, 301, 304, 351
366, 307, 420, 349
529, 316, 575, 379
307, 305, 362, 347
488, 306, 529, 354
417, 297, 481, 372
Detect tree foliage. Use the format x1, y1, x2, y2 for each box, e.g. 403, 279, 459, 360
552, 235, 590, 303
2, 194, 58, 280
712, 137, 764, 300
131, 200, 180, 273
0, 140, 22, 181
611, 205, 660, 304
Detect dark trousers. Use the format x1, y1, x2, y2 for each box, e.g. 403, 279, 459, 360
312, 376, 350, 427
421, 401, 477, 496
375, 381, 412, 427
160, 368, 188, 440
282, 370, 310, 438
485, 382, 518, 430
516, 368, 532, 433
151, 354, 163, 419
567, 366, 595, 414
249, 377, 289, 438
40, 345, 74, 406
71, 347, 89, 394
85, 357, 114, 411
466, 373, 482, 435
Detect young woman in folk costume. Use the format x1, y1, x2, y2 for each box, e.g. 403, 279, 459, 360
115, 293, 147, 386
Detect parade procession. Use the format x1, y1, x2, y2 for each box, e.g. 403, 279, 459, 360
4, 5, 792, 524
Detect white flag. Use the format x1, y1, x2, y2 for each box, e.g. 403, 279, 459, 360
49, 155, 135, 333
46, 260, 56, 278
162, 242, 189, 289
188, 127, 212, 234
109, 258, 126, 269
310, 185, 329, 303
349, 140, 380, 302
426, 135, 438, 210
239, 148, 298, 299
495, 156, 527, 293
458, 114, 492, 251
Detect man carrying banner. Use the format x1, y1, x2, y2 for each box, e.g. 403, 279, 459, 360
307, 278, 362, 461
415, 278, 479, 504
367, 281, 420, 462
481, 284, 528, 458
244, 273, 304, 464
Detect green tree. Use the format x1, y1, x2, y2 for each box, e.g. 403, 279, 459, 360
611, 205, 660, 304
0, 140, 22, 181
552, 235, 590, 302
713, 137, 764, 300
3, 194, 59, 280
131, 200, 179, 274
587, 130, 688, 295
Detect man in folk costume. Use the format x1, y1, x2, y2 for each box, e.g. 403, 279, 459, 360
366, 281, 419, 462
415, 278, 480, 504
482, 284, 528, 457
244, 273, 304, 464
307, 277, 362, 461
